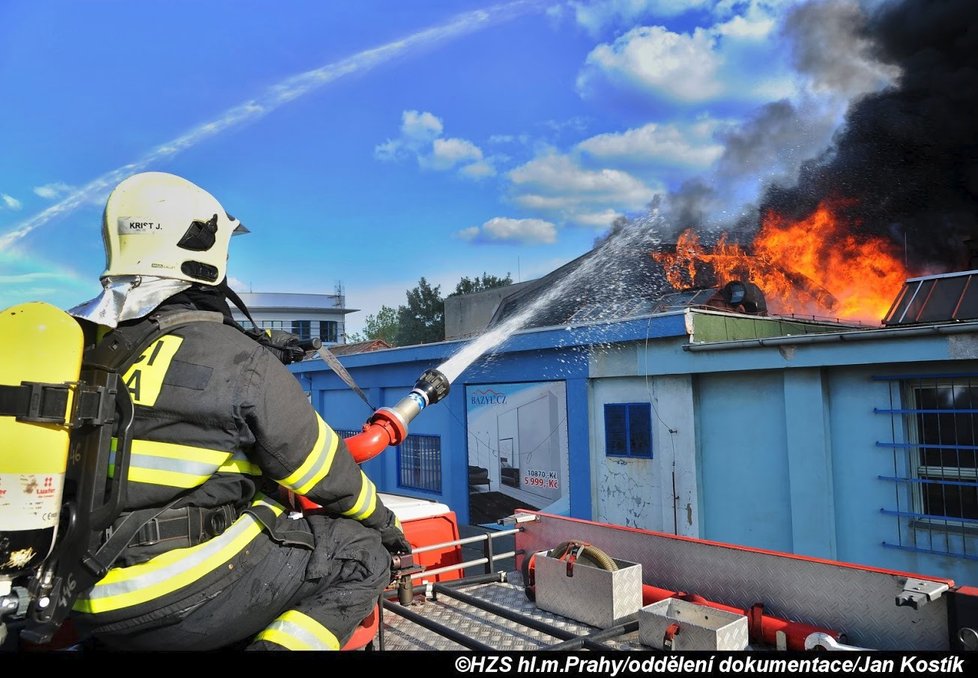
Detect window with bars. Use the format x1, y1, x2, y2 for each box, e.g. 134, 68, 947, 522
604, 403, 653, 458
397, 434, 442, 493
874, 374, 978, 560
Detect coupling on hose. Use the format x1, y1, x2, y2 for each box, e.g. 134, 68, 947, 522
374, 368, 450, 436
345, 369, 451, 464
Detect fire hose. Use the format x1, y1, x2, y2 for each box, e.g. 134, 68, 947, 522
522, 540, 845, 651
289, 368, 450, 508
285, 368, 451, 610
344, 368, 450, 463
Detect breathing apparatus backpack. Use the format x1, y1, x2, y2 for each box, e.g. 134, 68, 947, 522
0, 301, 246, 646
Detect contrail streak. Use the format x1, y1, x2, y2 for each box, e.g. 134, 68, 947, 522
0, 0, 543, 251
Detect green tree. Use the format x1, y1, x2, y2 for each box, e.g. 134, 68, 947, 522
396, 277, 445, 346
450, 272, 513, 297
348, 304, 399, 345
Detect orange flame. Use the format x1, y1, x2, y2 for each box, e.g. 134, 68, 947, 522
652, 200, 910, 323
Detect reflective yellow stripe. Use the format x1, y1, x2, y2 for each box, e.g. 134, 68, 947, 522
110, 438, 231, 488
109, 439, 257, 487
255, 628, 314, 650
360, 487, 377, 521
341, 470, 377, 522
256, 610, 339, 650
73, 496, 283, 613
218, 451, 262, 476
278, 415, 339, 495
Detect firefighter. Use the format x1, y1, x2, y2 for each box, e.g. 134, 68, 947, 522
67, 171, 410, 650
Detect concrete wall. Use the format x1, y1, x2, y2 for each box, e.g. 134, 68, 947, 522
696, 370, 793, 552
589, 374, 697, 535
690, 360, 977, 585
444, 282, 532, 340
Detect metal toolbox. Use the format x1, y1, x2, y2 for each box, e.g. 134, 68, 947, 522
638, 598, 749, 650
534, 552, 643, 629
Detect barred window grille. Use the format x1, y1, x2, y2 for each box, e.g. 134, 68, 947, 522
874, 374, 978, 560
397, 434, 442, 493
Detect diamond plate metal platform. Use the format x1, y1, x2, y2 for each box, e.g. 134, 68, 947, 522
378, 571, 645, 651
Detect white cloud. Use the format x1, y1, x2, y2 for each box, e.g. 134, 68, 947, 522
402, 110, 444, 144
377, 110, 491, 179
542, 116, 590, 135
456, 226, 481, 240
573, 209, 625, 229
373, 139, 402, 162
488, 133, 530, 145
570, 0, 712, 34
576, 4, 796, 106
577, 119, 726, 170
510, 154, 654, 205
459, 160, 497, 179
33, 182, 75, 200
374, 110, 444, 161
507, 153, 659, 228
579, 26, 724, 103
422, 137, 484, 171
1, 193, 22, 210
716, 12, 775, 39
457, 217, 558, 245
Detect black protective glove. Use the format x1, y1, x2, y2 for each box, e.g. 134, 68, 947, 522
246, 328, 320, 365
379, 514, 412, 556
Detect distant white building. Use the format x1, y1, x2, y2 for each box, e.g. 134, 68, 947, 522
231, 291, 355, 345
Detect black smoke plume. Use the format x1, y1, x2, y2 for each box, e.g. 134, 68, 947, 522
761, 0, 978, 273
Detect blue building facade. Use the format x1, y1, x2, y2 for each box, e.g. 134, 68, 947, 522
292, 309, 978, 586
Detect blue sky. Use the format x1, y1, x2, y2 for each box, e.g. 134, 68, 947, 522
0, 0, 898, 335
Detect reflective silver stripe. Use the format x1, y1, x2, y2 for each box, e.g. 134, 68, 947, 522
279, 416, 338, 494
109, 439, 234, 488
128, 452, 218, 476
340, 469, 378, 522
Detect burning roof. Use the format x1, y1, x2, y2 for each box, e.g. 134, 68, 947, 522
490, 0, 977, 336
652, 200, 909, 326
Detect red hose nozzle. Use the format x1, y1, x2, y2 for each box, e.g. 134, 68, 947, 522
343, 368, 450, 464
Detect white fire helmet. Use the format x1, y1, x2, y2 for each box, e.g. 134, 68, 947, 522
101, 171, 243, 284
69, 172, 246, 327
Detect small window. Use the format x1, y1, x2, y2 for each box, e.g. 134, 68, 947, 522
318, 320, 338, 344
604, 403, 652, 458
292, 320, 311, 340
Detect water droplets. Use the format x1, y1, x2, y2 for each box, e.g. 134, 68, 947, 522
437, 212, 668, 383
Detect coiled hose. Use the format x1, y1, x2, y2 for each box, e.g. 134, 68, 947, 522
522, 540, 618, 600
547, 541, 619, 571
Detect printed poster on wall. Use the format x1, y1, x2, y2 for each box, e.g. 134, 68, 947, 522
466, 381, 570, 525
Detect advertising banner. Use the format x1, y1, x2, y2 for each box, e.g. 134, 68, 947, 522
466, 381, 569, 524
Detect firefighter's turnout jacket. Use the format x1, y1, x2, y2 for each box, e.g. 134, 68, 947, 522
71, 301, 397, 650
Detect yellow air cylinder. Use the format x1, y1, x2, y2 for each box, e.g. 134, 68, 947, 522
0, 302, 83, 579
